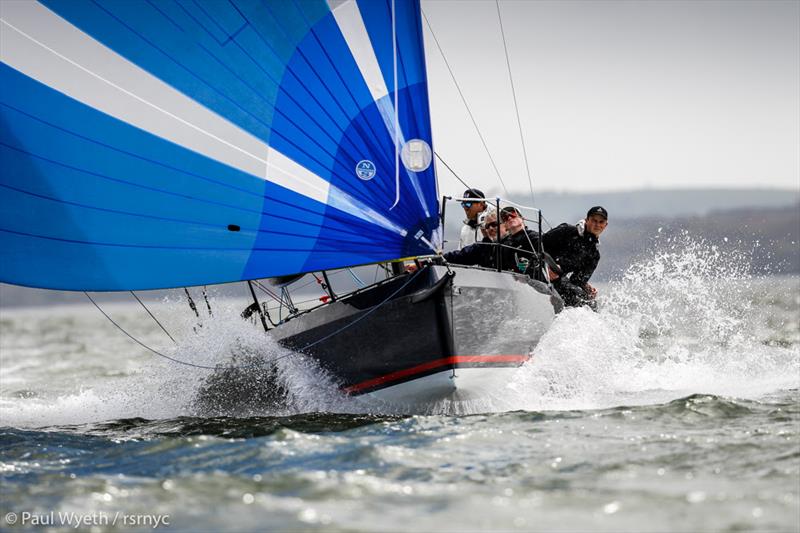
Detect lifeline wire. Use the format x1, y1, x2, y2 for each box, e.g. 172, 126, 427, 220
496, 0, 535, 206
501, 197, 542, 212
251, 270, 353, 315
289, 267, 424, 354
421, 9, 509, 196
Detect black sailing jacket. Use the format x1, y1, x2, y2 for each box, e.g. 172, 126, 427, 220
498, 228, 541, 274
541, 222, 600, 287
444, 229, 545, 281
443, 238, 495, 268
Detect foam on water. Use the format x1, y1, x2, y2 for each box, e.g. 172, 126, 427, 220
167, 301, 349, 416
0, 299, 350, 426
1, 233, 798, 425
509, 232, 799, 411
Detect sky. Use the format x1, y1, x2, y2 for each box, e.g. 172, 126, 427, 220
421, 0, 800, 197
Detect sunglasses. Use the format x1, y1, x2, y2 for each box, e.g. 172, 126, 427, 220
484, 222, 499, 229
461, 201, 474, 209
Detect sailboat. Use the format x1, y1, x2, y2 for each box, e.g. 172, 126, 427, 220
0, 0, 561, 412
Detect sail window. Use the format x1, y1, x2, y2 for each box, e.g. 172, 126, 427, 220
401, 139, 432, 172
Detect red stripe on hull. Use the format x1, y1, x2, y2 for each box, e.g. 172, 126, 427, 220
343, 354, 530, 394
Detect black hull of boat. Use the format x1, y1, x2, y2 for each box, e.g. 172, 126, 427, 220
270, 265, 561, 405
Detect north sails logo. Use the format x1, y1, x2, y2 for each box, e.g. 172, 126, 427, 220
355, 160, 376, 180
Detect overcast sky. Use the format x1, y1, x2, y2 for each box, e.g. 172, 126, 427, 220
422, 0, 800, 197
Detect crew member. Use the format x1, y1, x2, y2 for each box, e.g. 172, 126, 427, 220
542, 206, 608, 307
458, 189, 494, 248
444, 211, 504, 268
497, 207, 545, 280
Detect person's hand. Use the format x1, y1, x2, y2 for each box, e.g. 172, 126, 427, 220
585, 283, 597, 298
548, 267, 560, 281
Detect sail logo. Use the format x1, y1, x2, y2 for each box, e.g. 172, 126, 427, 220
355, 160, 377, 181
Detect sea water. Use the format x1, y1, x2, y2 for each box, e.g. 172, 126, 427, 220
1, 239, 798, 532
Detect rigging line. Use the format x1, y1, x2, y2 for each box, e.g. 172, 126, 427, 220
263, 294, 321, 312
434, 152, 472, 191
85, 292, 218, 370
495, 0, 535, 206
501, 197, 542, 212
202, 286, 212, 317
251, 280, 284, 304
278, 268, 425, 356
130, 291, 177, 344
85, 268, 425, 371
86, 292, 278, 371
254, 279, 311, 310
256, 267, 346, 299
540, 213, 555, 232
421, 9, 509, 196
184, 288, 200, 318
246, 280, 270, 332
252, 282, 297, 320
252, 280, 298, 315
347, 268, 366, 288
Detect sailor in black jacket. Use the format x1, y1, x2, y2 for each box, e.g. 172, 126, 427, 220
497, 207, 545, 280
444, 210, 501, 268
542, 206, 608, 307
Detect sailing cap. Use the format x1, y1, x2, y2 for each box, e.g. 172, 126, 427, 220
463, 188, 485, 200
586, 206, 609, 220
500, 206, 521, 220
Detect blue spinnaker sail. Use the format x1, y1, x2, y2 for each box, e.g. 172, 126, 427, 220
0, 0, 440, 291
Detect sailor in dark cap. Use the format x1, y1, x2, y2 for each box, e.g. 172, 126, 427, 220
542, 206, 609, 308
458, 188, 494, 248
